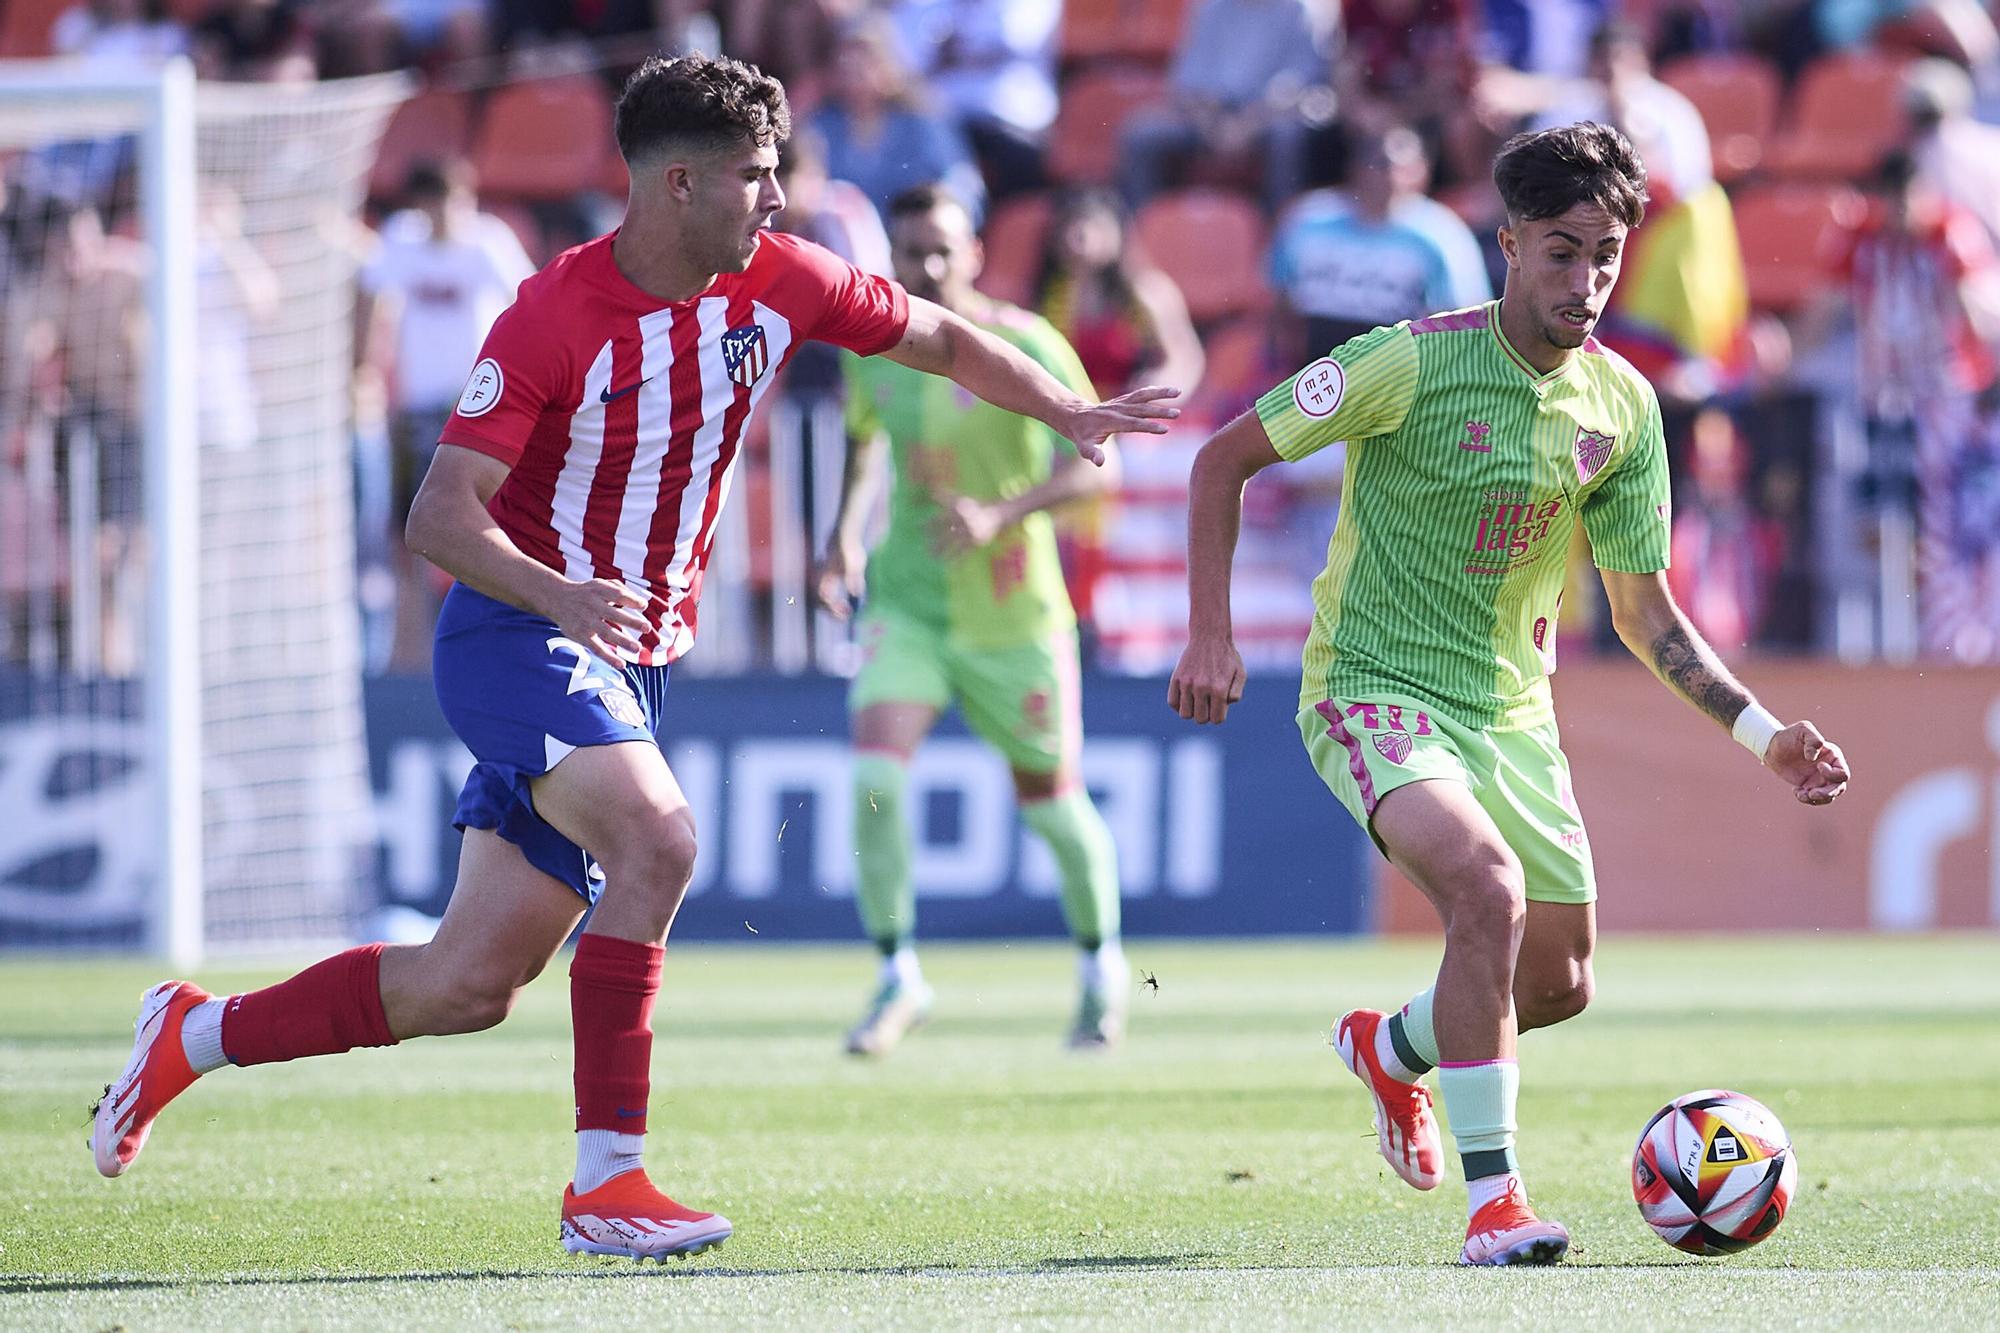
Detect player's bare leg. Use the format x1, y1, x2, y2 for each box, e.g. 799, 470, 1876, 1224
1369, 779, 1568, 1266
530, 740, 731, 1259
93, 827, 582, 1177
1513, 901, 1594, 1035
846, 701, 941, 1056
1013, 762, 1127, 1049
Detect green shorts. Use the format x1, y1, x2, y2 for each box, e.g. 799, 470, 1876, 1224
851, 608, 1079, 774
1296, 692, 1596, 905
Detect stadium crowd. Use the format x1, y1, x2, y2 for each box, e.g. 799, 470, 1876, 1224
6, 0, 2000, 672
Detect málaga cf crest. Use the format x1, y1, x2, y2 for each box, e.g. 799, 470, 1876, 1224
1574, 426, 1615, 483
722, 323, 768, 387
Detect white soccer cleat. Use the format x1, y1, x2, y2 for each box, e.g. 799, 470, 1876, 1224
560, 1170, 732, 1261
1332, 1008, 1444, 1191
91, 980, 213, 1178
844, 978, 934, 1057
1067, 982, 1127, 1050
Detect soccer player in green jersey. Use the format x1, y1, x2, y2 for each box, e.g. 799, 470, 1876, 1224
818, 184, 1132, 1054
1168, 123, 1852, 1265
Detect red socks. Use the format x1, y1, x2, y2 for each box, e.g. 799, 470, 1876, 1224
570, 933, 664, 1133
220, 943, 397, 1067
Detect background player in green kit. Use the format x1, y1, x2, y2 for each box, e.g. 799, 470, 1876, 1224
1168, 124, 1852, 1266
818, 184, 1130, 1055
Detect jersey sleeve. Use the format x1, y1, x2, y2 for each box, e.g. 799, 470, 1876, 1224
1254, 323, 1420, 462
766, 232, 911, 356
1581, 388, 1672, 573
435, 297, 567, 468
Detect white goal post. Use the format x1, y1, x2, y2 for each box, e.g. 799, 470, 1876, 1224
0, 60, 406, 964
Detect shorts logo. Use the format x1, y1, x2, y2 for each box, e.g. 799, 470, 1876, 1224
456, 358, 503, 417
1574, 426, 1615, 483
1372, 731, 1412, 765
1533, 616, 1548, 651
1292, 357, 1345, 419
722, 323, 769, 388
600, 688, 645, 727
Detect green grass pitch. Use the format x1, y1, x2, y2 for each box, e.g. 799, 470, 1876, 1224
3, 935, 1998, 1330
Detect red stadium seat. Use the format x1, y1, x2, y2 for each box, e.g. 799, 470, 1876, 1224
976, 192, 1054, 307
1659, 53, 1782, 184
1766, 52, 1910, 182
0, 0, 71, 57
1731, 183, 1865, 314
486, 200, 546, 266
368, 87, 473, 203
469, 76, 617, 202
1047, 66, 1167, 186
1134, 188, 1268, 324
1059, 0, 1192, 66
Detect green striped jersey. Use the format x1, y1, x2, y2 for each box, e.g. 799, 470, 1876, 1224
844, 303, 1090, 649
1254, 301, 1671, 729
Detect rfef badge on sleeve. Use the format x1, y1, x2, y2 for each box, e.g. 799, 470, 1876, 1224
722, 324, 769, 388
1293, 357, 1344, 419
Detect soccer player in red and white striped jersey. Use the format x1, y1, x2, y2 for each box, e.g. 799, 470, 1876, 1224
91, 54, 1177, 1261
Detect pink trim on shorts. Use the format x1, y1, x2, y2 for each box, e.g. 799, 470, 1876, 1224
853, 745, 912, 761
1316, 699, 1378, 817
1437, 1058, 1519, 1069
1409, 307, 1491, 335
1017, 782, 1083, 805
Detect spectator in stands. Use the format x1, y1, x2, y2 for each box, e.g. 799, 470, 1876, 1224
1337, 0, 1477, 130
1815, 0, 2000, 73
50, 0, 188, 70
1535, 21, 1713, 207
888, 0, 1060, 200
1668, 406, 1782, 649
190, 0, 315, 82
1115, 0, 1332, 211
1, 198, 148, 673
1032, 188, 1205, 637
1033, 189, 1205, 401
809, 17, 987, 224
357, 158, 534, 670
1266, 123, 1491, 365
1480, 0, 1612, 78
1904, 58, 2000, 256
1822, 151, 2000, 655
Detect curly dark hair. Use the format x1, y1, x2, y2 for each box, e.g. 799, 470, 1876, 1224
614, 54, 792, 164
1493, 122, 1649, 229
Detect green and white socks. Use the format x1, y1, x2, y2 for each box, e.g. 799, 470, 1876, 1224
1379, 986, 1524, 1217
1438, 1059, 1523, 1217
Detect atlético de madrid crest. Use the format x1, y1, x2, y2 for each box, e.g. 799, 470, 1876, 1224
1574, 426, 1615, 483
722, 323, 768, 388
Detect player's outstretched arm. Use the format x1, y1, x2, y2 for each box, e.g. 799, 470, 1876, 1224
1168, 412, 1283, 725
816, 427, 888, 619
1601, 569, 1851, 806
881, 296, 1179, 465
407, 444, 650, 666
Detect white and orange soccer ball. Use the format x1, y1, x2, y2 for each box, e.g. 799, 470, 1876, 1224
1631, 1089, 1798, 1255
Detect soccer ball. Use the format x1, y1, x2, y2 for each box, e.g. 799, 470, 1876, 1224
1631, 1089, 1797, 1255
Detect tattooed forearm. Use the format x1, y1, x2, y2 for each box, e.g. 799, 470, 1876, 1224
1648, 624, 1751, 729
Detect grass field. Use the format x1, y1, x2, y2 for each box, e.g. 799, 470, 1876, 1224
3, 936, 1999, 1330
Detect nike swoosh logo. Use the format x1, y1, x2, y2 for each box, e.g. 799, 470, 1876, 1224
600, 377, 652, 405
615, 1107, 645, 1118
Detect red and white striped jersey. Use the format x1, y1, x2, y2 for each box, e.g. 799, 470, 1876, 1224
439, 229, 910, 663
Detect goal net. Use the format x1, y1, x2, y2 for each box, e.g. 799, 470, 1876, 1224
0, 61, 406, 960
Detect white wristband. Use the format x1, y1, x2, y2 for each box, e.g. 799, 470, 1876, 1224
1732, 703, 1782, 761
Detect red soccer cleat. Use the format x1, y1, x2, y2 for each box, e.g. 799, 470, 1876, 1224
560, 1169, 733, 1261
91, 980, 212, 1178
1460, 1178, 1571, 1266
1333, 1008, 1444, 1191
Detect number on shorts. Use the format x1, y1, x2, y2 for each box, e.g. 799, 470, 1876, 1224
545, 635, 622, 696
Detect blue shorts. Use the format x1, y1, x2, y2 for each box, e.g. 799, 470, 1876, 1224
432, 583, 672, 902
